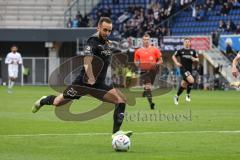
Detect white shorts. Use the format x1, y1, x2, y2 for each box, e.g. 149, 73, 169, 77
8, 64, 19, 78
8, 69, 18, 78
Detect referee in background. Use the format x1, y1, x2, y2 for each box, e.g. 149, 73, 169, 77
134, 33, 163, 109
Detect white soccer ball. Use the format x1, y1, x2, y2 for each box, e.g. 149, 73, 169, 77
112, 134, 131, 152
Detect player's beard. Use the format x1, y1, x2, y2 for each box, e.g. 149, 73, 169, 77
99, 33, 108, 41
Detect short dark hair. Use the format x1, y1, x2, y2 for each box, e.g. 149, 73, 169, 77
143, 33, 150, 38
11, 45, 18, 48
98, 17, 112, 25
184, 37, 191, 41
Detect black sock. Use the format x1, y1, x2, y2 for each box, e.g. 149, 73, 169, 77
142, 91, 146, 97
187, 85, 192, 95
113, 103, 126, 134
177, 87, 184, 96
145, 89, 153, 106
40, 95, 56, 106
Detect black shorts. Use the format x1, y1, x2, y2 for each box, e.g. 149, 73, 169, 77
180, 68, 192, 81
63, 80, 113, 100
140, 68, 159, 85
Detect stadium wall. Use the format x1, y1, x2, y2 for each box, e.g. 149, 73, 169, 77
0, 28, 96, 42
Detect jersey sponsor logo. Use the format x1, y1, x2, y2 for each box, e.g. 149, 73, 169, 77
182, 55, 192, 59
97, 44, 111, 56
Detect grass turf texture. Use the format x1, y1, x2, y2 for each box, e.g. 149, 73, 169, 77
0, 86, 240, 160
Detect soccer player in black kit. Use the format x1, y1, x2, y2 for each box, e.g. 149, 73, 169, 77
32, 17, 132, 138
172, 38, 199, 105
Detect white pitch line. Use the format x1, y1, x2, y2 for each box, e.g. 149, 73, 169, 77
0, 133, 110, 137
1, 130, 240, 137
136, 130, 240, 134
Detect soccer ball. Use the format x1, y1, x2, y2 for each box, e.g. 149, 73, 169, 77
112, 134, 131, 152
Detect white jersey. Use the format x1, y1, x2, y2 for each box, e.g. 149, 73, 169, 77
5, 52, 23, 78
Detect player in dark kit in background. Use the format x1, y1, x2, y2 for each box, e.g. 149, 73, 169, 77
172, 38, 199, 105
32, 17, 132, 138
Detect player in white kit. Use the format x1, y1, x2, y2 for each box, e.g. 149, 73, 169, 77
5, 45, 23, 93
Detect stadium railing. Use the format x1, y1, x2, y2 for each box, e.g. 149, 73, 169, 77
0, 57, 50, 86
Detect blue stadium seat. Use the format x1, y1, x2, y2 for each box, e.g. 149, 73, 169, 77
215, 5, 221, 11
91, 0, 240, 36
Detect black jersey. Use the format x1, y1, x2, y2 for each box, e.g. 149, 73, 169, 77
174, 48, 198, 71
76, 32, 113, 84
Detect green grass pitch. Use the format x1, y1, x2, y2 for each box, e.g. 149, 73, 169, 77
0, 86, 240, 160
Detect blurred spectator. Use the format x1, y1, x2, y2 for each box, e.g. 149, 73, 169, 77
191, 3, 197, 19
211, 31, 220, 46
220, 2, 231, 15
233, 0, 240, 8
223, 37, 236, 60
67, 18, 72, 28
119, 1, 176, 38
76, 11, 83, 21
235, 24, 240, 34
117, 11, 130, 24
180, 0, 192, 9
217, 20, 227, 32
195, 5, 206, 21
150, 0, 161, 20
71, 16, 79, 28
155, 27, 161, 38
206, 0, 216, 11
216, 0, 225, 5
226, 43, 235, 55
227, 0, 234, 9
161, 27, 169, 36
226, 20, 237, 32
66, 0, 231, 39
79, 14, 90, 27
